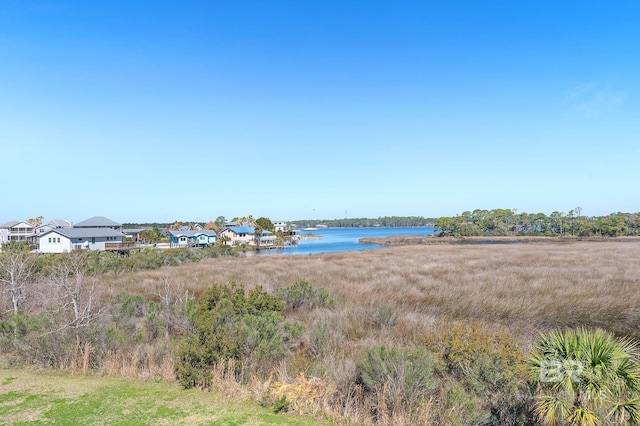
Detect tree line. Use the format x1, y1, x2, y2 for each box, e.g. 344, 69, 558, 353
434, 208, 640, 237
291, 216, 436, 228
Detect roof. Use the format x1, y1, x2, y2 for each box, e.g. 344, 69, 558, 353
40, 228, 126, 239
123, 228, 146, 234
226, 226, 254, 234
169, 230, 217, 238
1, 221, 33, 229
74, 216, 122, 228
47, 219, 73, 228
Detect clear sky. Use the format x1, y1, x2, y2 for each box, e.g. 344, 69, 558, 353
1, 1, 639, 224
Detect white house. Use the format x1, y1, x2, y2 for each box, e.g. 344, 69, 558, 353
38, 228, 126, 253
0, 221, 35, 248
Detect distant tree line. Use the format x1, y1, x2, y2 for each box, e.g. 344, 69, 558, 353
434, 208, 640, 237
291, 216, 437, 228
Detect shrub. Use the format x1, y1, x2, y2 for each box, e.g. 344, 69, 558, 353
274, 281, 333, 312
422, 319, 532, 425
175, 283, 295, 389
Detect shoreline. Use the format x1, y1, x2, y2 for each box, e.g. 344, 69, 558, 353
359, 235, 640, 246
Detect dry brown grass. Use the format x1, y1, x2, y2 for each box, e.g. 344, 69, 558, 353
102, 240, 640, 341
89, 240, 640, 424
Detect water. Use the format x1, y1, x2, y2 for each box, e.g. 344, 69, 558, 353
254, 227, 436, 256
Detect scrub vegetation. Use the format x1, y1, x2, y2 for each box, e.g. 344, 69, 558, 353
1, 239, 640, 424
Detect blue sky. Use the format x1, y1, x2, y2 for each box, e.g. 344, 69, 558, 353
1, 1, 639, 224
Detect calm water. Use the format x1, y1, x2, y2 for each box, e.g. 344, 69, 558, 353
254, 227, 436, 256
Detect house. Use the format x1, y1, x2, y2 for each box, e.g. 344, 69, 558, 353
273, 221, 299, 243
218, 226, 256, 246
35, 219, 73, 237
169, 230, 216, 248
0, 221, 36, 247
38, 228, 126, 253
273, 221, 290, 232
257, 229, 277, 247
74, 216, 123, 232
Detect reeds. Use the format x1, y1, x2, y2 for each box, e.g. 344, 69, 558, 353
104, 240, 640, 340
95, 240, 640, 423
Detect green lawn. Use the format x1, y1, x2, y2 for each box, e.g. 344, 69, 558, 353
0, 368, 333, 425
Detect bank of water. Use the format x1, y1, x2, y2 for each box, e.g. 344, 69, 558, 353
252, 227, 436, 256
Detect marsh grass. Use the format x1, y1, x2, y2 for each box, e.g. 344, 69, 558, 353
104, 241, 640, 339
87, 240, 640, 423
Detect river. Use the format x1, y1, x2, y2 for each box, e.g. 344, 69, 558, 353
253, 227, 436, 256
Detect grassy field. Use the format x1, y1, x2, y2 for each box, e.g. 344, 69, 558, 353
105, 239, 640, 340
0, 368, 333, 425
8, 239, 639, 424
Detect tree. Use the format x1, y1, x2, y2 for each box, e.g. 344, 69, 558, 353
434, 216, 459, 236
140, 228, 162, 244
214, 216, 227, 229
27, 216, 44, 227
0, 242, 37, 317
530, 328, 640, 425
46, 251, 102, 343
254, 221, 263, 250
255, 217, 274, 233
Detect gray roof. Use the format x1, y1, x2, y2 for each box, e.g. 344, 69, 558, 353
1, 221, 32, 229
74, 216, 122, 228
41, 228, 125, 239
123, 228, 146, 234
47, 219, 73, 228
1, 221, 21, 228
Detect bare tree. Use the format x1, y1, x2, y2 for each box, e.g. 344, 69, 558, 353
148, 274, 192, 336
0, 242, 37, 317
46, 251, 102, 341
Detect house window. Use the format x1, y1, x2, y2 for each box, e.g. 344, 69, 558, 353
48, 238, 51, 243
57, 238, 60, 243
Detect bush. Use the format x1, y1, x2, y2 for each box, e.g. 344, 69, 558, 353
175, 283, 295, 389
422, 319, 532, 425
274, 281, 333, 312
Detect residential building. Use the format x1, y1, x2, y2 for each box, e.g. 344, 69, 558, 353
35, 219, 73, 237
38, 228, 126, 253
0, 221, 36, 247
169, 230, 216, 248
218, 226, 256, 246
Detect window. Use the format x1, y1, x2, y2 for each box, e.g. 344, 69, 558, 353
57, 238, 60, 243
48, 238, 51, 243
